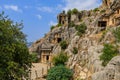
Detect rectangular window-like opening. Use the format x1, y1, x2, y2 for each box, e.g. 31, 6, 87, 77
98, 21, 107, 27
57, 38, 62, 43
62, 21, 64, 24
117, 10, 119, 14
46, 55, 49, 61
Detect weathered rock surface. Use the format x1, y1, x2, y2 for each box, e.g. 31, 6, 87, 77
92, 56, 120, 80
29, 0, 120, 80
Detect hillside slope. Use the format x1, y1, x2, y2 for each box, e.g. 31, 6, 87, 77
29, 0, 120, 80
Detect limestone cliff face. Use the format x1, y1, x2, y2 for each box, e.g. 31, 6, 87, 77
29, 0, 120, 80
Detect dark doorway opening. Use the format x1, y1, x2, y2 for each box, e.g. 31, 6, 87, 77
98, 21, 107, 27
62, 21, 64, 24
46, 55, 49, 61
98, 21, 107, 30
57, 38, 62, 43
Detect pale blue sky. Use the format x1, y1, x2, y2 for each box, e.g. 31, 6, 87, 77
0, 0, 102, 42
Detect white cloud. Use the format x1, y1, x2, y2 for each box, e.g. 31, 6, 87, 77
4, 5, 22, 12
37, 7, 53, 13
64, 0, 101, 11
49, 20, 57, 26
36, 15, 42, 20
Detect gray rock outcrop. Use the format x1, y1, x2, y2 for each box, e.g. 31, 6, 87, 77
92, 56, 120, 80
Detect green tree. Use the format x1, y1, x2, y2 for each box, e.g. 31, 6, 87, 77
47, 65, 73, 80
67, 9, 72, 16
100, 44, 118, 66
52, 52, 68, 66
0, 12, 32, 79
30, 52, 38, 63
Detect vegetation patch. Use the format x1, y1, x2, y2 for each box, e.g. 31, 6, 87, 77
60, 40, 68, 50
50, 26, 55, 31
93, 8, 99, 12
72, 8, 79, 14
30, 52, 38, 63
99, 30, 108, 42
100, 44, 118, 66
52, 52, 68, 66
0, 12, 31, 79
68, 21, 75, 27
75, 23, 87, 36
113, 27, 120, 42
57, 23, 62, 27
73, 47, 78, 54
100, 9, 106, 13
47, 65, 73, 80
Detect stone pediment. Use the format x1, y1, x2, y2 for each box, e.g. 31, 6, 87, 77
40, 42, 52, 50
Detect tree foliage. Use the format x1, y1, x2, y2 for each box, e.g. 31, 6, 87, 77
52, 52, 68, 66
0, 12, 31, 79
47, 65, 73, 80
100, 44, 118, 66
30, 52, 38, 63
72, 8, 79, 14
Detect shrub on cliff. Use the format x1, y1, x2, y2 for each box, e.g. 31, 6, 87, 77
73, 47, 78, 54
52, 52, 68, 66
68, 21, 75, 27
60, 40, 68, 50
72, 8, 79, 14
57, 23, 62, 27
47, 65, 73, 80
50, 26, 55, 30
75, 23, 87, 36
100, 44, 118, 66
113, 27, 120, 42
93, 8, 99, 12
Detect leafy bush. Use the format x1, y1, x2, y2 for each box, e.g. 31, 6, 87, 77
47, 65, 73, 80
73, 47, 78, 54
93, 8, 99, 12
52, 52, 68, 66
75, 23, 87, 36
100, 44, 118, 66
67, 9, 72, 15
113, 27, 120, 42
72, 8, 79, 14
68, 21, 75, 27
50, 26, 55, 30
30, 52, 38, 63
99, 30, 108, 42
57, 23, 62, 27
60, 40, 68, 50
100, 9, 105, 13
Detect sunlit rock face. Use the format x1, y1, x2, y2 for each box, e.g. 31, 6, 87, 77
29, 0, 120, 80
